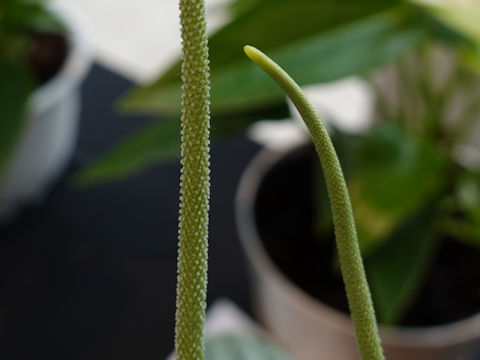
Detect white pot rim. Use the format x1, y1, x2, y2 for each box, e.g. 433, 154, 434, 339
235, 143, 480, 349
29, 0, 93, 115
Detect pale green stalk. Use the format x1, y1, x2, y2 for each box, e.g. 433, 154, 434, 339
175, 1, 210, 359
244, 45, 384, 360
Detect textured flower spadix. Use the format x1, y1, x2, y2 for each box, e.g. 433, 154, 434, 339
244, 45, 385, 360
175, 1, 211, 360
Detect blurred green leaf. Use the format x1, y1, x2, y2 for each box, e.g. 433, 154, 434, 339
1, 0, 64, 70
18, 2, 63, 34
0, 0, 63, 40
121, 3, 420, 115
345, 124, 447, 253
367, 207, 436, 325
411, 0, 480, 44
96, 1, 425, 186
75, 119, 181, 186
410, 0, 480, 72
0, 60, 33, 185
457, 172, 480, 223
226, 0, 264, 18
440, 218, 480, 247
146, 0, 403, 88
205, 334, 293, 360
439, 171, 480, 247
460, 45, 480, 72
78, 101, 290, 186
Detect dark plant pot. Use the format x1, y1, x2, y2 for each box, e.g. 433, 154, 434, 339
0, 2, 92, 221
235, 142, 480, 360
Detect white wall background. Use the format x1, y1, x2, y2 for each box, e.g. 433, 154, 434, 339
65, 0, 229, 83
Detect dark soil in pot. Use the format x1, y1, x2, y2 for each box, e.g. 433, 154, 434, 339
28, 32, 68, 85
254, 144, 480, 327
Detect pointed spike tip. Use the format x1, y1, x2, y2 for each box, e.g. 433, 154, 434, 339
243, 45, 259, 61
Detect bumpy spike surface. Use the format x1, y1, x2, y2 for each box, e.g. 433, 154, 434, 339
244, 45, 384, 360
175, 1, 211, 360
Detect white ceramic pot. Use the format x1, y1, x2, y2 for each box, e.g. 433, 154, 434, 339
0, 1, 92, 221
235, 144, 480, 360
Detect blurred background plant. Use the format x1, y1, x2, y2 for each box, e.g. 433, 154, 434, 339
0, 0, 64, 183
77, 0, 480, 326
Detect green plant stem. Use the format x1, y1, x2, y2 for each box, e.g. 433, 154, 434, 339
175, 1, 211, 359
244, 45, 384, 360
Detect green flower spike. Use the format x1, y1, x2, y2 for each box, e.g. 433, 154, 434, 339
175, 1, 211, 360
244, 45, 385, 360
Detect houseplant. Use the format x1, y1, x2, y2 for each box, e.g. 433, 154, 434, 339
235, 37, 480, 360
71, 0, 475, 358
235, 143, 480, 360
81, 0, 480, 341
77, 0, 480, 186
0, 0, 92, 220
174, 0, 384, 359
76, 0, 421, 185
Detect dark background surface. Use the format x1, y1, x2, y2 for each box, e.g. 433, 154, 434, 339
0, 65, 260, 360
